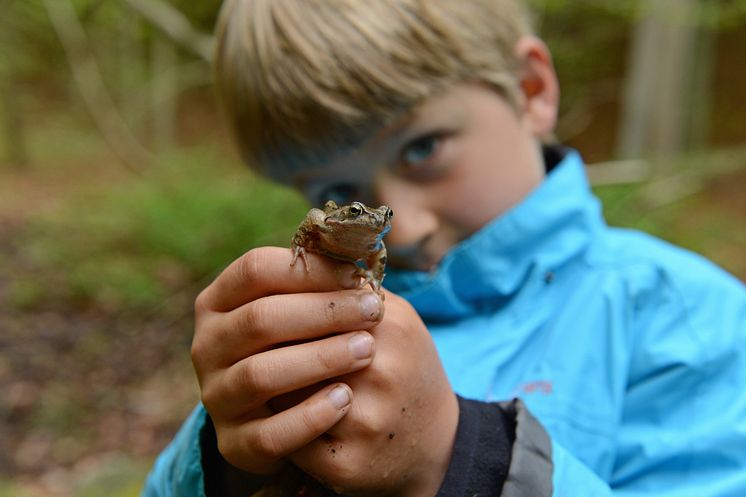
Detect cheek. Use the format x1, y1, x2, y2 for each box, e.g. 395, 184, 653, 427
440, 159, 515, 232
444, 138, 542, 231
436, 178, 501, 235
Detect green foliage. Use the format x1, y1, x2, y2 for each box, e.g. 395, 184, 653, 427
698, 1, 746, 29
74, 456, 150, 497
529, 0, 746, 27
528, 0, 638, 19
526, 0, 746, 114
593, 152, 746, 280
527, 2, 632, 127
9, 145, 308, 312
168, 0, 224, 32
0, 479, 34, 497
0, 1, 61, 78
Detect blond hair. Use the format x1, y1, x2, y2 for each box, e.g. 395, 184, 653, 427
214, 0, 533, 178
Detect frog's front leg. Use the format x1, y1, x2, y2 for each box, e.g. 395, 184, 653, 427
289, 208, 328, 273
289, 242, 310, 272
358, 245, 387, 296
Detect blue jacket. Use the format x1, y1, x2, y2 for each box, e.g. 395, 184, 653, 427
143, 149, 746, 496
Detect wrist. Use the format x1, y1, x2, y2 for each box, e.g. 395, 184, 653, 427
401, 392, 460, 497
201, 414, 273, 497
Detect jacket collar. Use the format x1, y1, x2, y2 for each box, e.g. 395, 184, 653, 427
384, 149, 604, 320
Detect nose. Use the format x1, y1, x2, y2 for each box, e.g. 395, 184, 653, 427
373, 174, 438, 249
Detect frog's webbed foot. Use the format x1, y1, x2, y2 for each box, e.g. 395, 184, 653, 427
355, 267, 385, 298
357, 248, 387, 298
289, 245, 310, 272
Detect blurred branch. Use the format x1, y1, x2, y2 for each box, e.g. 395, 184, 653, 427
43, 0, 153, 174
586, 159, 651, 186
639, 146, 746, 208
123, 62, 214, 133
1, 75, 30, 168
119, 0, 214, 62
557, 79, 621, 142
80, 0, 107, 22
591, 145, 746, 208
151, 36, 178, 150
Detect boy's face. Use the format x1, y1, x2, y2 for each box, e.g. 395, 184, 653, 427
283, 83, 549, 271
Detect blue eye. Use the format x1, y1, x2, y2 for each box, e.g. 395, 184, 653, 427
402, 135, 440, 169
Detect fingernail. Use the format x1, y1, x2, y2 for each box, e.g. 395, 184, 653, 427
328, 386, 351, 409
359, 292, 382, 321
348, 333, 374, 360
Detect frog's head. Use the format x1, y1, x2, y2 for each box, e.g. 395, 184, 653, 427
324, 201, 393, 235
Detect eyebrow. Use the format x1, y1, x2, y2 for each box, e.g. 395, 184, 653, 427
373, 108, 419, 143
289, 166, 345, 189
285, 95, 460, 188
288, 114, 417, 187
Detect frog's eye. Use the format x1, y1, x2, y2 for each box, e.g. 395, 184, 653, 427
349, 204, 363, 216
385, 208, 393, 220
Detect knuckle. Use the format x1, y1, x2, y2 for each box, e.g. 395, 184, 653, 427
343, 401, 385, 437
190, 320, 221, 366
299, 405, 326, 436
237, 358, 270, 396
198, 381, 220, 411
356, 412, 385, 438
238, 301, 270, 339
190, 336, 205, 366
315, 346, 339, 374
321, 456, 364, 488
194, 287, 211, 314
237, 248, 263, 284
191, 316, 231, 371
249, 427, 284, 461
217, 434, 243, 467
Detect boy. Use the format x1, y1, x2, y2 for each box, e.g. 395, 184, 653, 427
144, 1, 746, 496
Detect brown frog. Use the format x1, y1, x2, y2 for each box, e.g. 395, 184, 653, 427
290, 200, 393, 293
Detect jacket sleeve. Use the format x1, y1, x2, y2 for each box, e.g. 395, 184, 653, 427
142, 405, 208, 497
437, 397, 612, 497
141, 405, 269, 497
436, 397, 515, 496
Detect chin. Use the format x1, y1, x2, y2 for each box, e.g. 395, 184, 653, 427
388, 252, 441, 273
388, 235, 450, 272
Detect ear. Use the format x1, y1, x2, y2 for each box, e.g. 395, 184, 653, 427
514, 36, 560, 139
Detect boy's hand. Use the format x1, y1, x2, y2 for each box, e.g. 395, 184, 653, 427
191, 247, 383, 476
287, 291, 460, 497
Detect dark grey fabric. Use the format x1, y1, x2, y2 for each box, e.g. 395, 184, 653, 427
436, 396, 516, 497
501, 400, 553, 497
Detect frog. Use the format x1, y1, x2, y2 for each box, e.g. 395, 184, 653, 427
290, 200, 393, 294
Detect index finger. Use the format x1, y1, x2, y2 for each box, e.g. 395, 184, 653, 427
196, 246, 361, 312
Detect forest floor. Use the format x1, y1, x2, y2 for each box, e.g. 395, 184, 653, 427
0, 154, 201, 497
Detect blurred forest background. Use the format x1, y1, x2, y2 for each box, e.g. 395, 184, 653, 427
0, 1, 744, 496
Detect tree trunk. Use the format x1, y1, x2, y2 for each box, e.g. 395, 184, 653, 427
686, 25, 714, 151
120, 0, 213, 62
43, 0, 153, 174
115, 7, 145, 132
616, 0, 702, 168
151, 35, 178, 151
